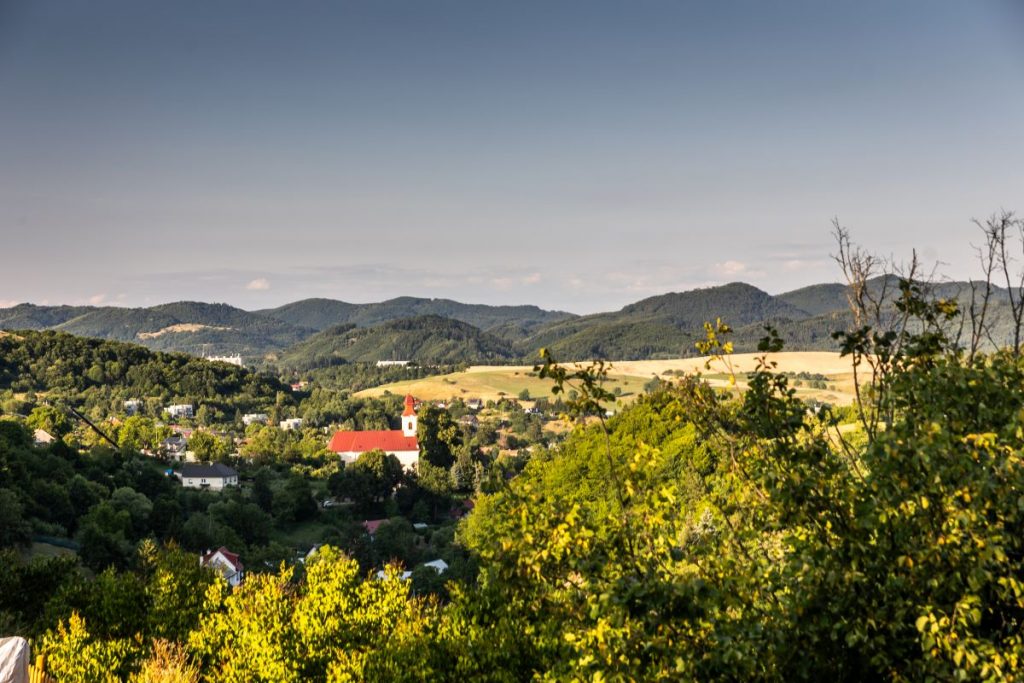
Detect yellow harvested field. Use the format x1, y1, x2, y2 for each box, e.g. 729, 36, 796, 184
356, 352, 862, 406
137, 323, 231, 339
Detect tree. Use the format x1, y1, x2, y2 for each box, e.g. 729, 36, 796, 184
272, 475, 317, 523
417, 405, 460, 468
26, 405, 71, 438
334, 450, 403, 510
0, 489, 31, 548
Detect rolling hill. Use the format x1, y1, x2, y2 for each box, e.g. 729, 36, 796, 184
5, 277, 1011, 365
257, 296, 575, 333
514, 283, 816, 360
272, 315, 516, 368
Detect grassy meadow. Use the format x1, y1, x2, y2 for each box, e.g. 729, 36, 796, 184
356, 352, 860, 406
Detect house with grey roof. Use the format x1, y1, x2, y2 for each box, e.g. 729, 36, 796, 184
177, 463, 239, 491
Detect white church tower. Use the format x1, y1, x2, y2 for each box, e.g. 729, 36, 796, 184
401, 394, 417, 436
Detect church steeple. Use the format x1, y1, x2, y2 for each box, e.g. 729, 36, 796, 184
401, 394, 417, 437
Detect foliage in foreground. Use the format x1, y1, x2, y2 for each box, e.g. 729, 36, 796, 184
23, 264, 1024, 681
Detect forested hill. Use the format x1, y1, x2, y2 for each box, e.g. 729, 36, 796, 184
256, 296, 576, 333
0, 301, 312, 358
272, 315, 517, 369
5, 277, 1009, 364
513, 282, 828, 360
0, 330, 287, 415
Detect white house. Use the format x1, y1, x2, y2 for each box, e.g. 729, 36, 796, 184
242, 413, 269, 426
328, 394, 419, 469
178, 463, 239, 491
161, 435, 188, 460
206, 355, 243, 367
33, 429, 55, 446
124, 399, 144, 415
167, 404, 194, 419
375, 360, 410, 367
279, 418, 303, 431
200, 547, 244, 587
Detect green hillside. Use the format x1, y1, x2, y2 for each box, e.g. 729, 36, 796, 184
1, 302, 314, 358
273, 315, 516, 367
0, 330, 288, 413
517, 282, 812, 360
257, 296, 575, 333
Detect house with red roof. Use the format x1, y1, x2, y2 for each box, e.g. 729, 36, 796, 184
328, 394, 420, 469
201, 547, 244, 587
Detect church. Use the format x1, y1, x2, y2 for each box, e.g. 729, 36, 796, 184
328, 394, 420, 469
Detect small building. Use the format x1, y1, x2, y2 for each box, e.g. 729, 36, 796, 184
279, 417, 303, 431
178, 463, 239, 491
161, 435, 188, 460
206, 355, 243, 367
363, 519, 388, 536
33, 429, 55, 446
242, 413, 269, 426
458, 414, 479, 428
167, 404, 194, 419
200, 547, 244, 587
328, 394, 420, 469
375, 360, 410, 367
466, 399, 483, 411
422, 559, 449, 574
124, 399, 144, 415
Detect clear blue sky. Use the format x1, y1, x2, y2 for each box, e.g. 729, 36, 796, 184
1, 0, 1022, 313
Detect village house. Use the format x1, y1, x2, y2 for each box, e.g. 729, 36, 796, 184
124, 399, 144, 415
200, 547, 244, 587
328, 394, 420, 469
242, 413, 268, 426
205, 354, 243, 367
166, 404, 194, 419
161, 435, 188, 460
178, 463, 239, 491
33, 429, 55, 446
279, 417, 303, 431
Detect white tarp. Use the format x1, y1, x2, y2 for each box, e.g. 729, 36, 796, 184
0, 637, 28, 683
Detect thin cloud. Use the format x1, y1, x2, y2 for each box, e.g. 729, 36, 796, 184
246, 278, 271, 291
88, 293, 106, 305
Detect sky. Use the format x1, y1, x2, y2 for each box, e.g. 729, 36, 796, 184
1, 1, 1022, 314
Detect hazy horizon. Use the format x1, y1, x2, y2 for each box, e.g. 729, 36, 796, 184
2, 1, 1022, 314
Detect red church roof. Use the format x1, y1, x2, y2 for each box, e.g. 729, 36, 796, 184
402, 394, 416, 416
328, 430, 418, 453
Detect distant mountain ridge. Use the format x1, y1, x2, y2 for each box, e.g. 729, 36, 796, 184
4, 278, 1010, 364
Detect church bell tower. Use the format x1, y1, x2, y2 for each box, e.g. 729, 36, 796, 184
401, 394, 417, 437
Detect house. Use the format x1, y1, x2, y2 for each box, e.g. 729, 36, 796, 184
166, 404, 194, 419
279, 417, 303, 431
206, 355, 243, 367
161, 435, 188, 460
422, 559, 449, 574
242, 413, 268, 426
458, 414, 479, 428
178, 463, 239, 491
200, 547, 244, 587
328, 394, 420, 469
289, 381, 308, 392
363, 519, 388, 536
375, 360, 410, 367
33, 429, 55, 446
466, 399, 483, 411
374, 559, 447, 582
124, 399, 144, 415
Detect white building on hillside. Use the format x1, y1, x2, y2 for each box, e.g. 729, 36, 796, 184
178, 463, 239, 491
167, 404, 194, 419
